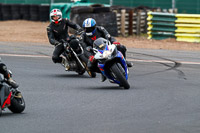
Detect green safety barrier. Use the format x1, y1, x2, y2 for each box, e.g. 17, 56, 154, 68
147, 12, 200, 43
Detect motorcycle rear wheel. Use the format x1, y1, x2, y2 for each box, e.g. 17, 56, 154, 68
77, 70, 85, 75
111, 63, 130, 89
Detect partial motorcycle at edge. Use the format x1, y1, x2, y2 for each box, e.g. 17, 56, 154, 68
0, 72, 25, 116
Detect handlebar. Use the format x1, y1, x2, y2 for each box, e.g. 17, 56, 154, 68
75, 30, 84, 36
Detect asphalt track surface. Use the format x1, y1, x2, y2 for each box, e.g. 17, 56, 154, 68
0, 42, 200, 133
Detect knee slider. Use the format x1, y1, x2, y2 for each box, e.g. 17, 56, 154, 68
52, 56, 59, 63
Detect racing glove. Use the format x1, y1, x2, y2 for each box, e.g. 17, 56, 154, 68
112, 42, 121, 45
89, 55, 95, 63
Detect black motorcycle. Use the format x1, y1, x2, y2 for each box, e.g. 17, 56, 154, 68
61, 32, 96, 77
0, 72, 25, 116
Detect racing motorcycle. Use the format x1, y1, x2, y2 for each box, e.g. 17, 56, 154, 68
0, 72, 25, 116
61, 32, 96, 77
93, 38, 130, 89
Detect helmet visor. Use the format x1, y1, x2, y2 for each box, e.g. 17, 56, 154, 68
51, 15, 61, 21
85, 26, 95, 33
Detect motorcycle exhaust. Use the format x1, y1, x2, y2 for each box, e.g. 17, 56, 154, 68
65, 61, 78, 71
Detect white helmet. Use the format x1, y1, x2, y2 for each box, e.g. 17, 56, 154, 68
50, 9, 62, 23
82, 18, 96, 36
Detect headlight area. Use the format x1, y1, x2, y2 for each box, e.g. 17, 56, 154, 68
102, 50, 112, 59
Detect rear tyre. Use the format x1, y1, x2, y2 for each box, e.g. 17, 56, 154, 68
77, 70, 85, 75
8, 94, 25, 113
110, 63, 130, 89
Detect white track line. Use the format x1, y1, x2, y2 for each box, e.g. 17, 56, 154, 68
0, 53, 50, 58
1, 53, 200, 65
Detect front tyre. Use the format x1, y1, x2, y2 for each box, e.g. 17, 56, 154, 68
111, 63, 130, 89
8, 94, 25, 113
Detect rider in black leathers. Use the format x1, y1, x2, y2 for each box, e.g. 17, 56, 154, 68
47, 9, 82, 65
0, 60, 18, 88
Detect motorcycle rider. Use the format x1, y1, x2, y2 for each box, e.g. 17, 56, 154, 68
80, 18, 133, 81
47, 9, 82, 68
0, 60, 19, 89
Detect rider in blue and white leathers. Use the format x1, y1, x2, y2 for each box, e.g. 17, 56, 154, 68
80, 18, 132, 81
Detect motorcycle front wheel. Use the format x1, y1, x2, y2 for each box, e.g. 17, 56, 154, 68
110, 63, 130, 89
8, 93, 25, 113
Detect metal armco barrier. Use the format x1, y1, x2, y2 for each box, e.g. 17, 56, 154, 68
147, 12, 200, 43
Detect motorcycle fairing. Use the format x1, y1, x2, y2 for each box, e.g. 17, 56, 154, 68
2, 92, 11, 109
98, 51, 128, 84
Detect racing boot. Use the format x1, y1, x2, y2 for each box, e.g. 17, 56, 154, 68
86, 62, 97, 78
7, 78, 19, 89
126, 61, 133, 67
101, 74, 107, 82
14, 90, 22, 98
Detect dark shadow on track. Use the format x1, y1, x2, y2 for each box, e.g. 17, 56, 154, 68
81, 86, 129, 90
0, 112, 26, 117
49, 74, 91, 79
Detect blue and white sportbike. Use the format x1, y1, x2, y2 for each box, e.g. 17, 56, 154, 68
93, 38, 130, 89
